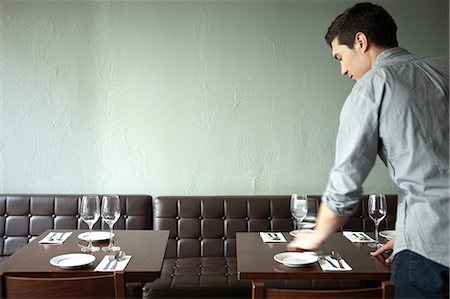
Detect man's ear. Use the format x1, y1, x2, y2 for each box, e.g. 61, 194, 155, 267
354, 32, 369, 52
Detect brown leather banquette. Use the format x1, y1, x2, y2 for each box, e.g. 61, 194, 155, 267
144, 195, 397, 299
0, 194, 152, 298
0, 194, 397, 299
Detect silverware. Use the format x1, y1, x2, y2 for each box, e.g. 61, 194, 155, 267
55, 232, 66, 241
109, 251, 126, 271
315, 251, 338, 268
331, 250, 344, 269
104, 255, 115, 271
357, 233, 370, 241
48, 232, 57, 241
268, 233, 280, 240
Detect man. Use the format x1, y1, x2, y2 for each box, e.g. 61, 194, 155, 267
288, 2, 449, 298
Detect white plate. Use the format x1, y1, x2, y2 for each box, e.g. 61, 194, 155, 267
50, 253, 95, 269
77, 231, 114, 242
274, 252, 318, 267
289, 226, 316, 237
379, 230, 395, 240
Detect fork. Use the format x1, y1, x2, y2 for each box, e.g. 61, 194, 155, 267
330, 250, 344, 269
315, 251, 338, 268
268, 233, 280, 240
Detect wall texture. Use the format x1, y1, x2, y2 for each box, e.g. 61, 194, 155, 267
1, 0, 448, 196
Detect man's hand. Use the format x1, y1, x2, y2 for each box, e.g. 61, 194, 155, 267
370, 238, 395, 263
287, 230, 326, 251
287, 202, 348, 252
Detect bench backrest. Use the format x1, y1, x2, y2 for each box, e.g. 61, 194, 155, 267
0, 194, 152, 258
153, 195, 397, 259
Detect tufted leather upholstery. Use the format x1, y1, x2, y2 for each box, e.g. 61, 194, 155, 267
144, 195, 397, 299
0, 194, 152, 261
0, 194, 397, 299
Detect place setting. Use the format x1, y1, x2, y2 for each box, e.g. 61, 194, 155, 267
49, 195, 131, 271
273, 250, 352, 271
39, 231, 73, 244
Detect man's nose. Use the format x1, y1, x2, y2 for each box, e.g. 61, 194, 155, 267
340, 65, 348, 76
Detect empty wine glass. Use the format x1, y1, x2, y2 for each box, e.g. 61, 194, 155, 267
368, 194, 387, 248
80, 195, 100, 252
290, 194, 308, 230
101, 195, 121, 252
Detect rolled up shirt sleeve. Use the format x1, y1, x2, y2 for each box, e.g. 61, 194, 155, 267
322, 81, 380, 216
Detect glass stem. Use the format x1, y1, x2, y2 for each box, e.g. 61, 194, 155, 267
109, 224, 114, 247
89, 225, 94, 248
375, 223, 379, 244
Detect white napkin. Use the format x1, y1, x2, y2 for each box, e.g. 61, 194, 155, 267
260, 232, 287, 243
343, 231, 374, 243
39, 231, 73, 244
318, 255, 352, 271
95, 255, 132, 272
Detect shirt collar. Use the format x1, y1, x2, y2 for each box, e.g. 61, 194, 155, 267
374, 47, 410, 67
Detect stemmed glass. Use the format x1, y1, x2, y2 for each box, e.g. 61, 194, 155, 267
80, 195, 100, 252
101, 195, 121, 252
290, 194, 308, 231
368, 194, 387, 248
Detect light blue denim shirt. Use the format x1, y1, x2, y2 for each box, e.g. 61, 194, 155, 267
322, 47, 449, 267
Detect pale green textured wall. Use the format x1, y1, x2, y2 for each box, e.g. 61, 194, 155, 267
0, 0, 448, 195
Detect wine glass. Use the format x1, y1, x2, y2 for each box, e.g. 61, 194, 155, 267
101, 195, 121, 252
368, 194, 387, 248
80, 195, 100, 252
290, 194, 308, 231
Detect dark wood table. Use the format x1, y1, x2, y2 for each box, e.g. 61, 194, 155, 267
237, 232, 391, 281
0, 229, 169, 283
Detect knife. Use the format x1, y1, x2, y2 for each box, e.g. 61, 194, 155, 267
331, 250, 344, 269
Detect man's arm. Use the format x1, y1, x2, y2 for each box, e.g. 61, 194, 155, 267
287, 202, 348, 251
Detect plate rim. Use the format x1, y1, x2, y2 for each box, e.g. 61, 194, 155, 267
273, 252, 318, 267
50, 253, 95, 269
379, 229, 395, 239
77, 231, 114, 241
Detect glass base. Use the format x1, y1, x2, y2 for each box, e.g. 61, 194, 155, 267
81, 245, 100, 253
102, 245, 120, 252
368, 242, 383, 248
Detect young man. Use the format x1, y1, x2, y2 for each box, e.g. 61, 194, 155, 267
288, 3, 449, 298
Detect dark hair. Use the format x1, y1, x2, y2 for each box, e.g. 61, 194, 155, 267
325, 2, 398, 48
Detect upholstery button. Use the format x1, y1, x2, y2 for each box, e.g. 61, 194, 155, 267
3, 214, 7, 217
222, 237, 226, 240
198, 216, 203, 220
198, 264, 202, 268
124, 215, 128, 219
268, 216, 272, 220
198, 273, 202, 276
222, 216, 226, 220
76, 214, 80, 218
176, 216, 180, 220
52, 214, 56, 218
175, 237, 180, 241
28, 214, 32, 218
3, 235, 6, 239
225, 273, 229, 277
28, 235, 31, 238
170, 274, 175, 277
245, 217, 249, 221
198, 237, 202, 241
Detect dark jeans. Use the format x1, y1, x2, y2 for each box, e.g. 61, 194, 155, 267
392, 250, 449, 299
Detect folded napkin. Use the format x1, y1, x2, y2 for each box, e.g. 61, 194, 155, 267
95, 255, 132, 272
343, 231, 374, 243
39, 231, 73, 244
318, 255, 352, 271
260, 232, 287, 243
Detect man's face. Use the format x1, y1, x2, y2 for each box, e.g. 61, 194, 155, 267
331, 37, 371, 81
